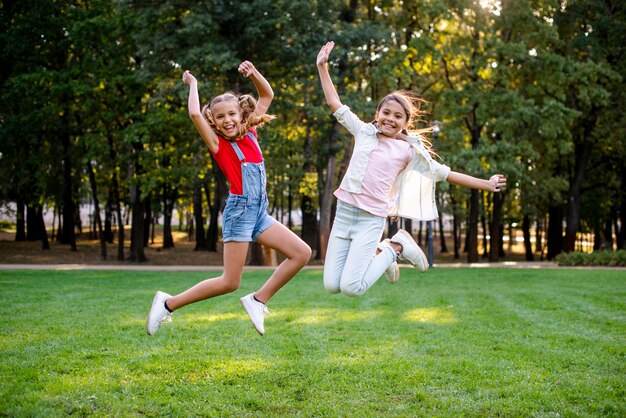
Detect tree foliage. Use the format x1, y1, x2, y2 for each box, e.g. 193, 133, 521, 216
1, 0, 624, 261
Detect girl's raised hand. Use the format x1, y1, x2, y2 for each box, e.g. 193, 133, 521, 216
238, 61, 256, 78
317, 41, 335, 66
489, 174, 507, 192
182, 70, 197, 85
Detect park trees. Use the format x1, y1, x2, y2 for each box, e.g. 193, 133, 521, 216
1, 0, 624, 263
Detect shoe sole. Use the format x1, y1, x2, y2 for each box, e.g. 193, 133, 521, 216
414, 245, 428, 272
395, 229, 429, 272
386, 263, 400, 283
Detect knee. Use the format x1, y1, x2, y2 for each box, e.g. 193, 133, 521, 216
291, 243, 312, 267
219, 274, 241, 294
339, 284, 364, 297
324, 284, 340, 294
323, 275, 340, 294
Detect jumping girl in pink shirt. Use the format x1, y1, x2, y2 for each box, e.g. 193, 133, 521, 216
317, 41, 506, 296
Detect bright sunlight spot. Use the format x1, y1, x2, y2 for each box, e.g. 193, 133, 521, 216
403, 307, 457, 324
479, 0, 502, 15
195, 312, 241, 323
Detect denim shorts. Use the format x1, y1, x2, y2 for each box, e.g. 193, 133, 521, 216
222, 194, 276, 243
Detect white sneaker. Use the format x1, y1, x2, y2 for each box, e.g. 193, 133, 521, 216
146, 291, 172, 335
240, 293, 269, 335
390, 229, 428, 272
378, 239, 400, 283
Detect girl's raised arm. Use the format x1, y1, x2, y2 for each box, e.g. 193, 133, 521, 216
317, 41, 343, 113
447, 172, 507, 192
182, 70, 219, 153
239, 61, 274, 117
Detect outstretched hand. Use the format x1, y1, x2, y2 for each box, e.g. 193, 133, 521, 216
182, 70, 197, 85
317, 41, 335, 67
489, 174, 507, 192
238, 61, 256, 78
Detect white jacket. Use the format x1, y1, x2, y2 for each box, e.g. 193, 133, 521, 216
334, 105, 450, 221
388, 136, 450, 221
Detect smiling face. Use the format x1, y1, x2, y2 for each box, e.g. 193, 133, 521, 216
210, 99, 243, 139
375, 99, 408, 138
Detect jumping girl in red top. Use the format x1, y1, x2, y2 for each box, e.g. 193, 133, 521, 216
146, 61, 311, 336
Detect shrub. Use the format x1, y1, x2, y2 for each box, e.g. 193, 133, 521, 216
556, 250, 626, 267
0, 219, 14, 230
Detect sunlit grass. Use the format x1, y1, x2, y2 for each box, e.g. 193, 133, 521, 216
0, 267, 624, 416
403, 306, 457, 324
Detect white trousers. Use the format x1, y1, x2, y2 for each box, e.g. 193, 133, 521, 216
323, 201, 396, 296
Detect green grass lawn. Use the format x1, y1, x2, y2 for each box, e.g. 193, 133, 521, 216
1, 267, 624, 417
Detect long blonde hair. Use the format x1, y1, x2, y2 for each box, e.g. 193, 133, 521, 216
374, 90, 435, 155
202, 92, 275, 140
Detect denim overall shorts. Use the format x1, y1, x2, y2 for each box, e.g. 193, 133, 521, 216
221, 132, 276, 243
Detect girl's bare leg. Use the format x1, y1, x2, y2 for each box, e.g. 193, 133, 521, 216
165, 242, 249, 311
253, 222, 312, 303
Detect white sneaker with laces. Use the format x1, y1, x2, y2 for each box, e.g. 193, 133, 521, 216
378, 239, 400, 283
390, 229, 428, 272
146, 291, 172, 336
240, 293, 269, 335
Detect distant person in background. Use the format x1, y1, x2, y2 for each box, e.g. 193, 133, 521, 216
317, 41, 506, 296
147, 61, 311, 336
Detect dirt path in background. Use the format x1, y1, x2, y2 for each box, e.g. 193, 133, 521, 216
0, 230, 557, 268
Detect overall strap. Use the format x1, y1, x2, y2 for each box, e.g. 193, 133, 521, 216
230, 131, 263, 165
229, 141, 246, 164
245, 131, 263, 156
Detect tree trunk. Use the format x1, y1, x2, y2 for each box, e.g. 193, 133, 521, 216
207, 166, 227, 252
563, 119, 595, 252
128, 157, 146, 262
318, 153, 336, 262
405, 219, 413, 237
129, 184, 147, 262
249, 242, 263, 265
162, 184, 176, 249
437, 193, 448, 253
143, 196, 151, 247
547, 205, 563, 260
417, 221, 423, 246
387, 218, 399, 239
522, 214, 534, 261
26, 206, 38, 241
55, 206, 62, 242
287, 185, 293, 229
602, 218, 613, 250
15, 198, 26, 241
450, 190, 461, 259
193, 174, 208, 250
489, 192, 503, 262
618, 165, 626, 250
481, 191, 489, 258
481, 214, 488, 258
467, 189, 480, 263
87, 161, 107, 260
60, 132, 77, 251
36, 207, 49, 250
104, 193, 113, 244
535, 215, 544, 255
114, 184, 124, 261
